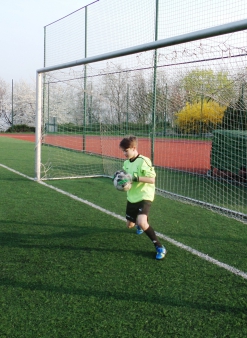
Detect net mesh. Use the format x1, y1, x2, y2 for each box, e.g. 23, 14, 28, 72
40, 0, 247, 223
44, 0, 247, 67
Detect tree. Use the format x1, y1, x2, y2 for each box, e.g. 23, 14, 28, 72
221, 83, 247, 131
181, 69, 234, 105
164, 79, 185, 129
129, 72, 152, 124
154, 70, 169, 128
0, 79, 37, 131
175, 100, 226, 134
0, 78, 10, 131
13, 80, 36, 126
45, 77, 87, 127
101, 64, 130, 124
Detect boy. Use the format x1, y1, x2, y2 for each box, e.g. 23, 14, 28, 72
119, 136, 166, 260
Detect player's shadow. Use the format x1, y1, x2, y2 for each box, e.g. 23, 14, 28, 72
0, 221, 155, 259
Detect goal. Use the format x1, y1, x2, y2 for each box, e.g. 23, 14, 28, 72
35, 0, 247, 223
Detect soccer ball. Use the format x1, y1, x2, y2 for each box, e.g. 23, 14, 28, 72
113, 170, 132, 192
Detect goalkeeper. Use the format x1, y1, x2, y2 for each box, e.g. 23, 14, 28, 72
118, 136, 166, 260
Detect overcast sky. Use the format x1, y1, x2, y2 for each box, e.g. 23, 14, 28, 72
0, 0, 91, 84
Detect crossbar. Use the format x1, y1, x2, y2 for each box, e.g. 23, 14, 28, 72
37, 19, 247, 74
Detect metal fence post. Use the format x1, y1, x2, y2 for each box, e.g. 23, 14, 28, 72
151, 0, 159, 163
83, 6, 88, 151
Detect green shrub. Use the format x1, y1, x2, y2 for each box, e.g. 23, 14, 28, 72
5, 124, 35, 133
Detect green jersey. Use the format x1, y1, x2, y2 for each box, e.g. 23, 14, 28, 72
123, 154, 156, 203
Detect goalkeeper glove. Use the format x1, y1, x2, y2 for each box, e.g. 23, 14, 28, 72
132, 173, 139, 182
112, 170, 121, 181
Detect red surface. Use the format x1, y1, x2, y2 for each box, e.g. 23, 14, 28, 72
1, 133, 212, 174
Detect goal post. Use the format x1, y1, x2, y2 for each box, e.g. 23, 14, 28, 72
35, 18, 247, 178
35, 72, 42, 181
35, 18, 247, 223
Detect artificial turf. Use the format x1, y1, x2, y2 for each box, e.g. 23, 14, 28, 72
0, 136, 247, 337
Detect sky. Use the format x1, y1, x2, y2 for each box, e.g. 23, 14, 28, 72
0, 0, 92, 84
1, 0, 246, 85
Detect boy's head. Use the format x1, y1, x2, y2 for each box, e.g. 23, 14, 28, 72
119, 136, 138, 159
119, 136, 137, 150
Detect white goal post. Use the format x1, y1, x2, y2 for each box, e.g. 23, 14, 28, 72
35, 18, 247, 223
35, 18, 247, 181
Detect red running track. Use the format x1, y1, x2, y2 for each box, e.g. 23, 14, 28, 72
1, 133, 212, 174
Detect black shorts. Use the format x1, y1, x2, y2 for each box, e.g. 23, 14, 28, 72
125, 200, 152, 223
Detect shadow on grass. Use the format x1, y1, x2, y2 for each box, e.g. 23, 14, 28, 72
1, 222, 247, 317
0, 276, 245, 316
0, 218, 126, 229
0, 177, 31, 182
0, 225, 155, 260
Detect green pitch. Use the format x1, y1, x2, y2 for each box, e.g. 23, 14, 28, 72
0, 136, 247, 337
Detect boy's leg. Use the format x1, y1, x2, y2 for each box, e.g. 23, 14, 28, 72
126, 201, 139, 231
126, 220, 143, 234
137, 214, 160, 245
126, 220, 135, 228
137, 214, 166, 260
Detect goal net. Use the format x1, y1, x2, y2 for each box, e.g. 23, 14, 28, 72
36, 0, 247, 223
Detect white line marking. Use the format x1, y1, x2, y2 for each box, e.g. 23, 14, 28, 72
39, 179, 126, 222
1, 163, 247, 280
156, 232, 247, 279
0, 164, 35, 180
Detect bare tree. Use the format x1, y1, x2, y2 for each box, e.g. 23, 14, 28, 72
129, 71, 152, 124
13, 80, 36, 126
0, 78, 10, 131
101, 64, 130, 124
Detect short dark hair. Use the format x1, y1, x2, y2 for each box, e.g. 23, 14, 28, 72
119, 136, 137, 149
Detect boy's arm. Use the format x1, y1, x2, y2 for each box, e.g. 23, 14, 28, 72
138, 157, 156, 184
132, 158, 155, 183
137, 176, 155, 184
